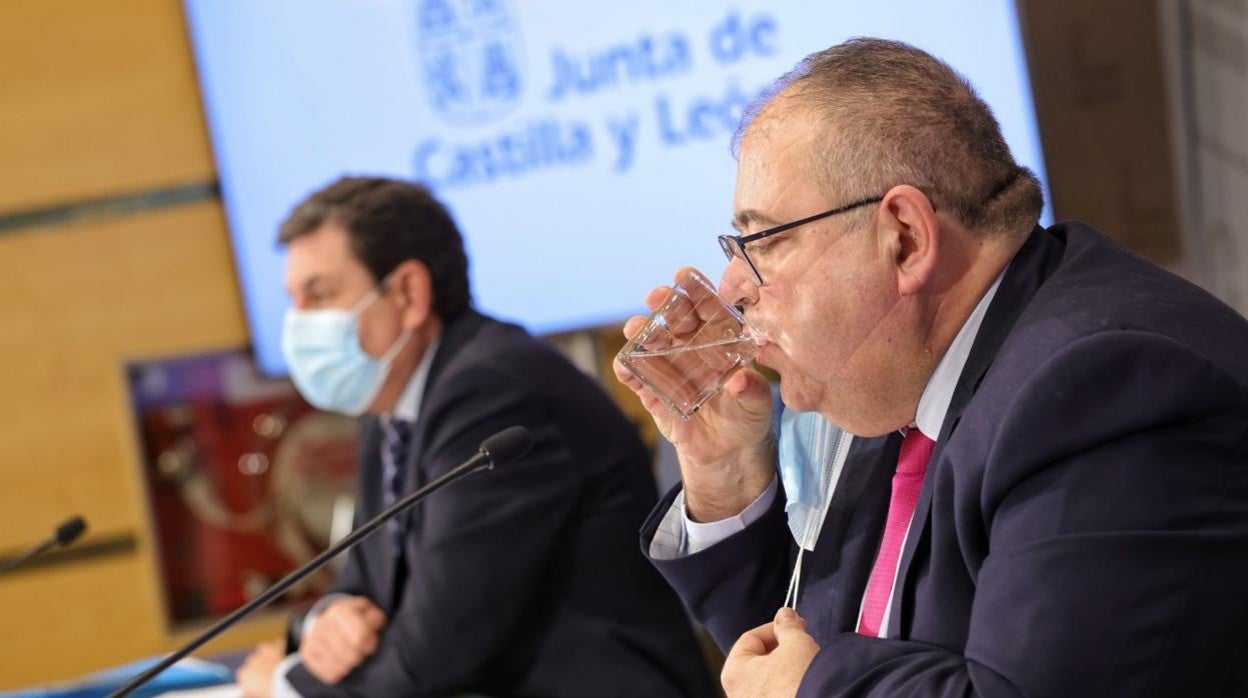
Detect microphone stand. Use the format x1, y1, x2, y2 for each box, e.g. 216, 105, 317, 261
0, 538, 63, 575
0, 517, 87, 575
109, 447, 498, 698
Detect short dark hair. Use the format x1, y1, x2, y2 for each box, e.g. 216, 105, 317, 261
278, 177, 472, 319
737, 38, 1044, 235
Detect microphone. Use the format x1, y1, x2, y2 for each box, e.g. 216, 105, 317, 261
478, 425, 532, 468
108, 426, 532, 698
0, 516, 88, 575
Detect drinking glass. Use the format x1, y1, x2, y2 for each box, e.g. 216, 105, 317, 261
617, 268, 759, 419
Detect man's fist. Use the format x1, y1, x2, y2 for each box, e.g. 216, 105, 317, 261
301, 596, 387, 685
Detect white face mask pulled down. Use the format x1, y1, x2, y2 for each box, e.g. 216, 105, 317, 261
777, 408, 853, 609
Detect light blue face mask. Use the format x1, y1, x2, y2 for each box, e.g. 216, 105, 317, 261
778, 408, 852, 608
777, 408, 850, 552
282, 284, 411, 416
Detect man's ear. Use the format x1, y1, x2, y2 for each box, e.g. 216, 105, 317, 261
878, 184, 940, 296
389, 259, 435, 330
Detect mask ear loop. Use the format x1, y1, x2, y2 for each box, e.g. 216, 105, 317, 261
782, 473, 822, 609
379, 328, 413, 363
783, 547, 805, 609
783, 460, 817, 607
376, 270, 416, 363
348, 287, 382, 315
349, 270, 400, 316
351, 271, 413, 363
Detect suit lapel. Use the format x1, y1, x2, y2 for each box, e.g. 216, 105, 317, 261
810, 432, 901, 631
887, 225, 1064, 637
377, 310, 490, 609
403, 309, 488, 486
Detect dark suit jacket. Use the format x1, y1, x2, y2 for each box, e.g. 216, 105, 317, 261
641, 221, 1248, 696
290, 310, 716, 697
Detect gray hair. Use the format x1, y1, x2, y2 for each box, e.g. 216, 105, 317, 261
735, 38, 1043, 234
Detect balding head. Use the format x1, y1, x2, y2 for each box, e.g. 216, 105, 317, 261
736, 38, 1043, 236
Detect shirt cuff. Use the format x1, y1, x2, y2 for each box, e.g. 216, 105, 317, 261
648, 476, 778, 560
273, 653, 304, 698
685, 476, 777, 553
275, 593, 360, 697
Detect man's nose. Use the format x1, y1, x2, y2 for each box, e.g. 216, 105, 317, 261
719, 258, 758, 309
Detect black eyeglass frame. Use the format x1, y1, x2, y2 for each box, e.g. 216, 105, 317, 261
717, 195, 885, 285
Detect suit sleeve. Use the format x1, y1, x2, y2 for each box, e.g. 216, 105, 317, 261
291, 363, 580, 696
641, 479, 794, 651
796, 331, 1248, 697
286, 425, 374, 658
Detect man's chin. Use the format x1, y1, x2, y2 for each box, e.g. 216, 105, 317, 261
776, 375, 820, 414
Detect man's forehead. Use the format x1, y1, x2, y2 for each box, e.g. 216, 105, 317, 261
283, 223, 354, 291
736, 127, 819, 193
284, 262, 341, 292
741, 87, 817, 140
740, 110, 822, 179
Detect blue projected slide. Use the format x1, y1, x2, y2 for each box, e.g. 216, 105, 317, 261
183, 0, 1049, 376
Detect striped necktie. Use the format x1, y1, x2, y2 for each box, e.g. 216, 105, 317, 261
380, 417, 414, 557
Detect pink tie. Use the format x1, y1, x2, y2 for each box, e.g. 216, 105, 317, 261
857, 428, 936, 637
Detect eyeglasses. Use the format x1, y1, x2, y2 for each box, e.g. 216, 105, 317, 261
717, 195, 884, 285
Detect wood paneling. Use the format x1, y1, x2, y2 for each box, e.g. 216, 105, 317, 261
0, 0, 215, 214
0, 202, 288, 689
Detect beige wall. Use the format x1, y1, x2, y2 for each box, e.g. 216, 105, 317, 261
0, 0, 285, 688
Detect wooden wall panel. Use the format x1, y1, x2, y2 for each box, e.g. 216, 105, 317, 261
0, 0, 214, 214
0, 203, 289, 689
0, 202, 246, 543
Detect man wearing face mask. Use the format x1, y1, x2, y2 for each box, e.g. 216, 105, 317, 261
235, 176, 717, 698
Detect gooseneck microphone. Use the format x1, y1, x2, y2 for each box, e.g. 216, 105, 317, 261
109, 426, 532, 698
0, 516, 88, 574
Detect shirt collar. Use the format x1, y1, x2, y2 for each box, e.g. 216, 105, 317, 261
913, 267, 1006, 439
389, 332, 442, 423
